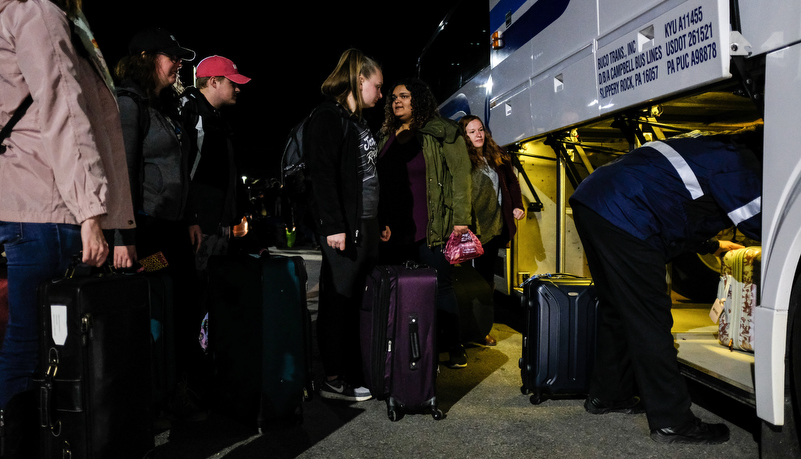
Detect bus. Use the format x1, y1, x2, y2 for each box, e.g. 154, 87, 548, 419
418, 0, 801, 451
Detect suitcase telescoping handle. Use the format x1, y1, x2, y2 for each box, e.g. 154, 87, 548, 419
409, 314, 421, 370
402, 260, 429, 270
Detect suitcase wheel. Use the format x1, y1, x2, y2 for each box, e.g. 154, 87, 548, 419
388, 407, 402, 422
431, 409, 444, 420
529, 392, 543, 405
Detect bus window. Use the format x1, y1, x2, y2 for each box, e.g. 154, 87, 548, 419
417, 0, 490, 103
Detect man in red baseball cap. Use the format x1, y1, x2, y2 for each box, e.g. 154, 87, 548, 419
180, 56, 252, 302
194, 55, 251, 107
197, 55, 251, 84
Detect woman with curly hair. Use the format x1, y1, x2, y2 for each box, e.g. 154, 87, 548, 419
459, 115, 525, 346
377, 78, 472, 368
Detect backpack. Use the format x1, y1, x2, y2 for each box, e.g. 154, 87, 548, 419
280, 110, 315, 200
280, 107, 350, 205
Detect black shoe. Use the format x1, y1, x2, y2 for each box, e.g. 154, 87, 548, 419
585, 396, 645, 415
446, 346, 468, 369
650, 417, 730, 444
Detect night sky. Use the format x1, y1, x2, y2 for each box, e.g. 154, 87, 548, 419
84, 1, 458, 180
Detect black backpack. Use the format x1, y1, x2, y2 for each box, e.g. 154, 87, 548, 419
280, 107, 350, 204
280, 110, 315, 200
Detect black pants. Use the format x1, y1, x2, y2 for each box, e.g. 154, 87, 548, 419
316, 218, 379, 386
472, 228, 509, 289
572, 203, 695, 430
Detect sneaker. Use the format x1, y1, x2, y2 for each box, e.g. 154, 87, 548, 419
446, 346, 468, 369
585, 396, 645, 415
319, 378, 372, 402
650, 416, 730, 444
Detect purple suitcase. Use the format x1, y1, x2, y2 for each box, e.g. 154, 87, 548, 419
360, 263, 443, 421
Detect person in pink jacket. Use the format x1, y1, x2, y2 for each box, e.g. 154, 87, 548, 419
0, 0, 135, 455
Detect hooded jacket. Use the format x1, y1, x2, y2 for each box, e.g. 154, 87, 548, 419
378, 115, 472, 247
0, 0, 135, 233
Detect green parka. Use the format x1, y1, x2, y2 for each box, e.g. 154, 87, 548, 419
378, 115, 472, 247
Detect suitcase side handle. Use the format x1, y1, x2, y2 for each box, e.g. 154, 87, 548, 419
39, 347, 62, 437
409, 314, 421, 370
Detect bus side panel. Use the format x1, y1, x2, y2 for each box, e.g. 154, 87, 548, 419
529, 47, 597, 139
739, 0, 801, 56
490, 0, 596, 84
594, 0, 731, 119
756, 41, 801, 426
599, 0, 672, 36
489, 46, 597, 146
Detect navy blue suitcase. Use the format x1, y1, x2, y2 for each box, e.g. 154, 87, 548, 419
519, 274, 599, 405
360, 263, 443, 421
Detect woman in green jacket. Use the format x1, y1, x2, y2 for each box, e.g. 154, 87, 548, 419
377, 78, 472, 368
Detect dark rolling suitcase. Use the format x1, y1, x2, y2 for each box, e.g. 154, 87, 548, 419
37, 267, 154, 458
146, 271, 175, 412
207, 253, 312, 431
360, 263, 443, 421
519, 273, 599, 405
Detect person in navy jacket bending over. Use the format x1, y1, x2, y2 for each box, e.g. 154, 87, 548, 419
569, 130, 762, 445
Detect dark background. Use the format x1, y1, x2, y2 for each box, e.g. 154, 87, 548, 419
84, 1, 457, 181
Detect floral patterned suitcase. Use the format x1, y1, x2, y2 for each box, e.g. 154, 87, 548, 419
717, 246, 761, 351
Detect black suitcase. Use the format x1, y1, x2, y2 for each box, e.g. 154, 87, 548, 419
37, 268, 154, 458
519, 274, 599, 405
146, 271, 175, 411
207, 253, 313, 431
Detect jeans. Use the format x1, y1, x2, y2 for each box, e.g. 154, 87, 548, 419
0, 221, 83, 409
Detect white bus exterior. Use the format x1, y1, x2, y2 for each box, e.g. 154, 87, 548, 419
426, 0, 801, 445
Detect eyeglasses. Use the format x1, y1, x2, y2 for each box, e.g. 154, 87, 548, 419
158, 53, 181, 64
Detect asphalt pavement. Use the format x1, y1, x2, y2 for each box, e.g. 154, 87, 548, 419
149, 247, 760, 459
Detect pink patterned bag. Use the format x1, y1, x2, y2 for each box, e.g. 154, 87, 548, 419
443, 230, 484, 264
716, 246, 760, 352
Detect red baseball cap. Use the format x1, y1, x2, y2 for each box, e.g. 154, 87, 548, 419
196, 56, 251, 84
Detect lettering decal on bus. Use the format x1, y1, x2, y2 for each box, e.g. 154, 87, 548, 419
596, 4, 720, 101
